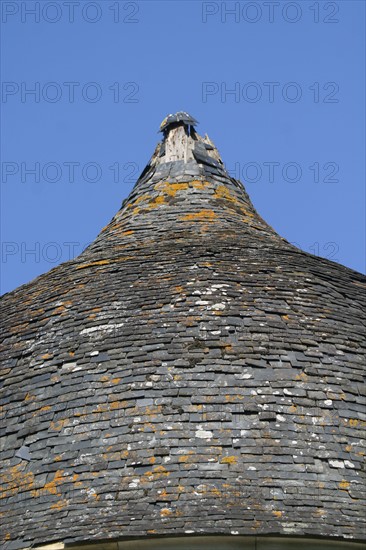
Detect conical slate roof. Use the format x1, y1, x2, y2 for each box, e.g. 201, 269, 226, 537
1, 114, 365, 550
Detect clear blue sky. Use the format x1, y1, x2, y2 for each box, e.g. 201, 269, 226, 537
1, 0, 365, 295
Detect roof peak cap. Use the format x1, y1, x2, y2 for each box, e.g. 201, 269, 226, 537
159, 111, 198, 133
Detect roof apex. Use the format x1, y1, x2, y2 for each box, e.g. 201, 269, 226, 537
159, 111, 198, 133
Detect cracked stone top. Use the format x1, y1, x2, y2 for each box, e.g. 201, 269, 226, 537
0, 113, 365, 549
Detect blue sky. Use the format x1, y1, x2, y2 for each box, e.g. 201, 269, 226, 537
1, 0, 365, 294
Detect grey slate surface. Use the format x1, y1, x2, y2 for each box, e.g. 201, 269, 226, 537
0, 115, 365, 548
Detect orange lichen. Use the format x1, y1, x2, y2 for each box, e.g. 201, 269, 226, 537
148, 195, 166, 208
272, 510, 283, 518
32, 470, 64, 497
339, 480, 350, 490
109, 401, 125, 410
155, 181, 189, 197
41, 353, 53, 360
214, 185, 237, 201
191, 180, 209, 190
295, 372, 308, 381
178, 453, 194, 463
49, 419, 69, 432
143, 465, 170, 481
128, 194, 151, 207
160, 508, 172, 516
349, 419, 359, 427
225, 394, 244, 403
0, 465, 35, 499
24, 392, 35, 402
221, 456, 238, 465
50, 499, 68, 510
121, 230, 134, 236
180, 210, 217, 222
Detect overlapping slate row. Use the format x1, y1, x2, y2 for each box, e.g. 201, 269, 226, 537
0, 116, 365, 549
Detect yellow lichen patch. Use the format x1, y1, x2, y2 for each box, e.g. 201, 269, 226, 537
272, 510, 283, 518
178, 452, 194, 463
76, 260, 110, 270
33, 470, 64, 497
10, 322, 30, 334
339, 480, 350, 490
100, 375, 110, 382
4, 533, 11, 541
295, 372, 308, 382
25, 392, 35, 402
180, 210, 217, 222
191, 180, 209, 190
54, 455, 62, 462
128, 194, 151, 208
71, 474, 83, 489
224, 394, 244, 403
121, 230, 134, 236
39, 405, 51, 412
111, 378, 121, 384
214, 185, 238, 201
109, 401, 126, 411
137, 422, 156, 433
142, 465, 170, 481
41, 353, 53, 360
148, 456, 156, 464
50, 498, 68, 510
160, 507, 172, 517
49, 419, 69, 432
0, 465, 35, 498
147, 195, 166, 209
155, 181, 189, 197
220, 456, 238, 465
348, 419, 359, 427
281, 315, 289, 321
